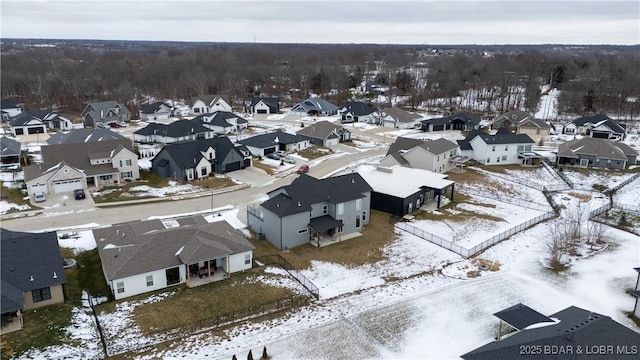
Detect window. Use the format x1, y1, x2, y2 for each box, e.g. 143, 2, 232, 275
200, 167, 207, 176
322, 205, 328, 214
408, 202, 413, 212
99, 174, 113, 181
121, 171, 133, 179
505, 146, 508, 151
298, 228, 308, 234
362, 212, 366, 222
492, 146, 496, 152
356, 215, 361, 228
32, 287, 51, 303
524, 145, 532, 152
486, 158, 491, 163
245, 254, 251, 265
116, 282, 124, 294
120, 159, 132, 167
337, 203, 344, 215
496, 157, 500, 163
501, 155, 507, 161
146, 275, 153, 287
437, 155, 440, 161
517, 145, 524, 152
355, 199, 362, 211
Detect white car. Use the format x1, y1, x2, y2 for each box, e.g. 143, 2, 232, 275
282, 156, 297, 164
34, 192, 46, 203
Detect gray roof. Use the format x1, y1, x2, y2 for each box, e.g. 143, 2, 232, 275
191, 111, 248, 128
1, 279, 24, 313
82, 101, 131, 120
1, 99, 21, 109
378, 107, 423, 123
387, 137, 458, 156
191, 94, 230, 107
262, 173, 372, 217
0, 229, 66, 298
462, 128, 535, 146
0, 136, 21, 157
27, 139, 134, 179
421, 112, 481, 126
237, 130, 306, 149
47, 128, 127, 145
94, 216, 254, 280
244, 97, 279, 112
494, 110, 532, 124
297, 120, 348, 140
342, 101, 376, 116
9, 111, 46, 127
493, 303, 553, 330
557, 137, 637, 161
291, 98, 339, 113
140, 101, 171, 115
153, 136, 247, 171
571, 114, 626, 133
462, 305, 640, 360
134, 119, 211, 137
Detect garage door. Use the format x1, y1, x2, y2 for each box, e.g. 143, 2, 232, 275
14, 128, 24, 135
263, 147, 276, 155
30, 183, 47, 194
224, 162, 241, 173
53, 179, 82, 193
28, 127, 45, 134
257, 109, 268, 114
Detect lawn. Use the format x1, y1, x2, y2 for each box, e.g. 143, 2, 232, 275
0, 185, 30, 207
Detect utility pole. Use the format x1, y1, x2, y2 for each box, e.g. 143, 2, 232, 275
210, 188, 214, 213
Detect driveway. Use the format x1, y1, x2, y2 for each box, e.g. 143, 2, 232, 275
30, 190, 95, 212
226, 167, 273, 187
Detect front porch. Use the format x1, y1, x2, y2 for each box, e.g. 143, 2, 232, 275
1, 311, 23, 335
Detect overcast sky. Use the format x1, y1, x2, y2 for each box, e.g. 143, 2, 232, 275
1, 0, 638, 45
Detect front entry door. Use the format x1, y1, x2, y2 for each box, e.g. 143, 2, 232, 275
166, 267, 180, 285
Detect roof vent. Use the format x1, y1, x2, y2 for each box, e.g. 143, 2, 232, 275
297, 201, 301, 207
352, 178, 355, 184
10, 267, 14, 272
30, 276, 34, 282
53, 272, 57, 279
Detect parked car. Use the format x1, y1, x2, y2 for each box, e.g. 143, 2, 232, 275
74, 189, 86, 200
267, 153, 281, 160
275, 150, 287, 157
296, 164, 309, 174
109, 122, 123, 128
34, 192, 46, 203
283, 156, 296, 164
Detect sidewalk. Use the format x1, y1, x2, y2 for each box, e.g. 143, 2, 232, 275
94, 184, 250, 207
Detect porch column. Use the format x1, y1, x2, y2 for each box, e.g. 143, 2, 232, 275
186, 265, 191, 286
226, 256, 230, 278
207, 260, 212, 278
437, 190, 442, 209
450, 184, 455, 201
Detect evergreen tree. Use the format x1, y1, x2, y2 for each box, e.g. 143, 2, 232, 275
247, 350, 254, 360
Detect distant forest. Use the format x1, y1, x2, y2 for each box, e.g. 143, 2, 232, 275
1, 40, 639, 120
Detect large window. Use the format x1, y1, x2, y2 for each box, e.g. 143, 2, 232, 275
337, 203, 344, 215
116, 282, 125, 294
355, 199, 362, 211
32, 287, 51, 303
121, 171, 133, 179
120, 159, 132, 167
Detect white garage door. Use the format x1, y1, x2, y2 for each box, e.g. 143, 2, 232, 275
30, 183, 47, 195
53, 179, 82, 193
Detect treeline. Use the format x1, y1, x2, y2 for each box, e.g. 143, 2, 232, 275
1, 42, 638, 119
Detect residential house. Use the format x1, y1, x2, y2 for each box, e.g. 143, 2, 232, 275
374, 107, 423, 129
556, 137, 638, 169
133, 120, 214, 145
492, 110, 551, 143
139, 101, 173, 121
457, 128, 541, 166
0, 136, 21, 166
1, 229, 66, 334
340, 101, 376, 124
291, 97, 339, 116
47, 128, 127, 145
191, 111, 249, 135
296, 120, 351, 146
380, 137, 461, 173
1, 99, 22, 121
81, 101, 131, 128
359, 165, 455, 216
420, 112, 481, 132
94, 215, 255, 300
632, 267, 640, 318
191, 94, 232, 114
247, 173, 373, 249
243, 97, 279, 114
151, 136, 251, 180
563, 114, 626, 140
25, 139, 139, 194
461, 303, 640, 360
236, 130, 310, 157
8, 112, 47, 136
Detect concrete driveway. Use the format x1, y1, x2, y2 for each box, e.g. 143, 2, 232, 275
226, 167, 273, 187
30, 190, 95, 212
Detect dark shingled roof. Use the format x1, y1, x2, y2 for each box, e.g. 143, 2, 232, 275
153, 136, 247, 171
94, 215, 254, 281
493, 303, 553, 330
134, 120, 211, 137
1, 99, 21, 109
386, 137, 459, 156
461, 128, 535, 145
570, 114, 626, 133
47, 128, 127, 145
140, 101, 171, 115
1, 228, 66, 308
0, 136, 21, 157
237, 130, 306, 149
309, 215, 343, 232
1, 279, 24, 313
342, 101, 376, 116
421, 112, 481, 126
262, 173, 372, 217
191, 111, 248, 128
461, 305, 640, 360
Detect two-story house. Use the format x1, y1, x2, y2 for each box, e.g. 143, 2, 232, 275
340, 101, 376, 124
151, 136, 251, 180
380, 137, 461, 173
1, 99, 23, 121
81, 101, 131, 128
191, 95, 232, 114
457, 128, 541, 166
24, 139, 139, 195
492, 110, 551, 143
191, 111, 248, 135
133, 120, 214, 145
1, 229, 66, 334
247, 173, 373, 249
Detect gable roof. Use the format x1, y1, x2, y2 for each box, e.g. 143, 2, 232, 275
342, 101, 376, 116
245, 97, 279, 110
461, 305, 640, 360
378, 107, 423, 123
191, 111, 248, 128
519, 117, 551, 129
8, 111, 47, 127
421, 111, 481, 126
94, 216, 254, 280
237, 130, 306, 149
462, 128, 535, 146
47, 128, 127, 145
36, 139, 134, 177
494, 110, 532, 124
571, 114, 626, 133
359, 166, 453, 198
297, 120, 347, 140
140, 101, 171, 115
493, 303, 553, 331
557, 137, 637, 161
135, 120, 211, 138
0, 228, 66, 297
386, 137, 459, 156
262, 173, 373, 217
0, 136, 21, 157
82, 101, 131, 119
155, 136, 245, 170
191, 94, 230, 107
1, 99, 21, 110
292, 98, 339, 113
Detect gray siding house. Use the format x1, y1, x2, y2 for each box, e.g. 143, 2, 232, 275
247, 173, 373, 249
556, 137, 638, 169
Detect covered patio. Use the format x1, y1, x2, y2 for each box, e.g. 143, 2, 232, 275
518, 152, 543, 166
309, 215, 343, 248
185, 256, 230, 287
